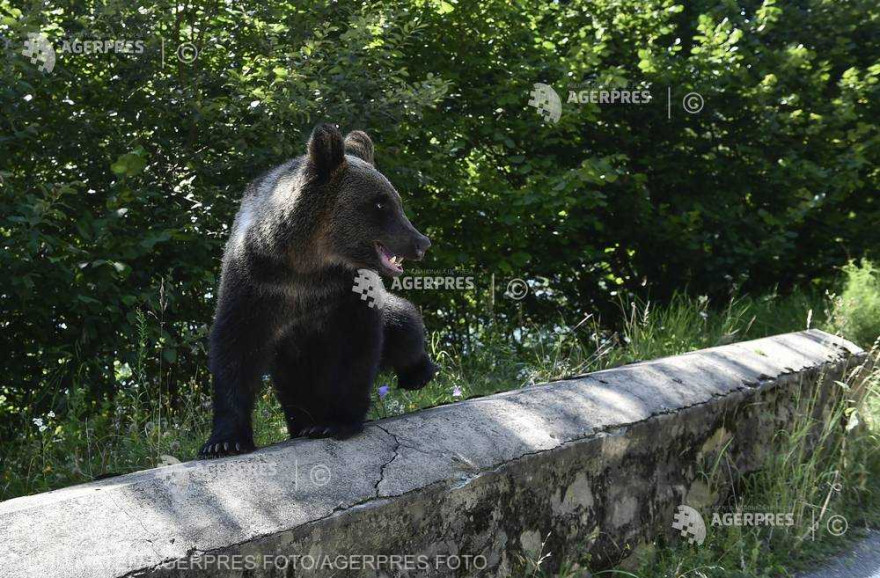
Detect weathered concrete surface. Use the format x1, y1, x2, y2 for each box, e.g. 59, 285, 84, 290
0, 330, 865, 577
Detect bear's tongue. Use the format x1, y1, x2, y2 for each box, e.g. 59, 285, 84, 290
377, 243, 404, 275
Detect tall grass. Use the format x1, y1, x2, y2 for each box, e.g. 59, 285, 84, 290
835, 260, 880, 348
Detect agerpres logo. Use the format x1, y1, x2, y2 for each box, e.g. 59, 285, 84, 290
353, 268, 476, 309
58, 38, 146, 55
389, 269, 475, 292
710, 512, 795, 527
672, 505, 707, 545
21, 33, 145, 73
18, 32, 198, 74
567, 85, 653, 105
22, 33, 55, 73
528, 83, 562, 124
671, 503, 843, 548
527, 81, 704, 122
527, 82, 655, 124
352, 269, 385, 309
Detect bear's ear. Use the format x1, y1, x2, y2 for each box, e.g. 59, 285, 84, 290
344, 130, 375, 166
307, 123, 346, 177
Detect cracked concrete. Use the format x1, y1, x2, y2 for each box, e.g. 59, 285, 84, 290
373, 423, 402, 496
0, 330, 865, 577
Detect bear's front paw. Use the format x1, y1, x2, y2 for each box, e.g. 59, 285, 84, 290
291, 421, 364, 441
198, 434, 255, 459
397, 356, 438, 391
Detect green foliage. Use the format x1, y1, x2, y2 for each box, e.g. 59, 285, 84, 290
834, 260, 880, 348
1, 0, 879, 475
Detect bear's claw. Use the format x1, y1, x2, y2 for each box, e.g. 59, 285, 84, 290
291, 421, 364, 440
198, 436, 255, 459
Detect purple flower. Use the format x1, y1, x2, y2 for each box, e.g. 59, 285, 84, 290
378, 384, 390, 399
452, 386, 463, 398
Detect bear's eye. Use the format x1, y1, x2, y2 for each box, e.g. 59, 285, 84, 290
375, 200, 385, 211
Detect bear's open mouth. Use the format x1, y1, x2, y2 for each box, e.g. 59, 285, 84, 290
375, 242, 404, 276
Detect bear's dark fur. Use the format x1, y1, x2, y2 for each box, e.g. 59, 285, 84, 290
199, 124, 436, 458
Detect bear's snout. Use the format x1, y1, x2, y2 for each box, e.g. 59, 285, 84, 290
413, 233, 431, 260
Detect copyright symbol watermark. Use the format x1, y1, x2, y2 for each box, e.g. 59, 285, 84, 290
826, 514, 848, 536
505, 278, 529, 301
176, 42, 198, 64
310, 464, 331, 486
682, 92, 704, 114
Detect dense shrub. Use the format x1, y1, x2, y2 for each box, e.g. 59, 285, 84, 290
835, 260, 880, 348
1, 0, 878, 435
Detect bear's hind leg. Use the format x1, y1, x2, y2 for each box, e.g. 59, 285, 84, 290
271, 368, 320, 439
306, 300, 384, 439
309, 330, 378, 439
270, 335, 328, 439
272, 325, 375, 441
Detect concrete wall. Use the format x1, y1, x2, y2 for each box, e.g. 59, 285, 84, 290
0, 330, 865, 577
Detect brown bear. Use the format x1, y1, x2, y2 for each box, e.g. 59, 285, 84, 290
200, 124, 436, 458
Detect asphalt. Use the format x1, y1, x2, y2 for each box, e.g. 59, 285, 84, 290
800, 532, 880, 578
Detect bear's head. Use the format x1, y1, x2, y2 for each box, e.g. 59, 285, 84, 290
306, 123, 431, 277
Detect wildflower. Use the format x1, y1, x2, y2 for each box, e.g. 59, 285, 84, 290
378, 384, 390, 399
47, 411, 55, 418
452, 386, 463, 398
32, 418, 47, 432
